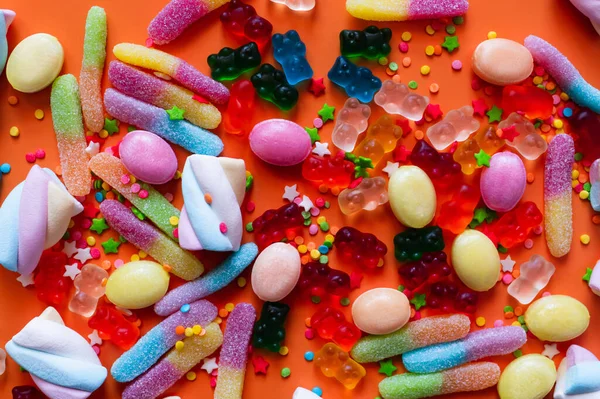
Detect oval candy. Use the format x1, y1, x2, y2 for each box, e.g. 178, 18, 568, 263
352, 288, 410, 335
251, 242, 301, 302
472, 38, 533, 86
120, 130, 178, 185
249, 119, 312, 166
498, 354, 557, 399
524, 295, 590, 342
105, 260, 170, 309
451, 229, 500, 292
388, 166, 436, 228
481, 151, 526, 212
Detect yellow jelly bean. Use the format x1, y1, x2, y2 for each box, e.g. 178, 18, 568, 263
451, 230, 500, 292
388, 166, 436, 228
498, 354, 556, 399
105, 260, 170, 309
524, 295, 589, 342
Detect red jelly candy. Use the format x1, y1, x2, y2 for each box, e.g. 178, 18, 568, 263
410, 140, 461, 193
88, 303, 140, 350
334, 226, 387, 269
251, 203, 304, 250
436, 183, 480, 235
297, 262, 352, 300
302, 151, 355, 189
223, 80, 256, 136
34, 251, 73, 306
488, 201, 542, 248
501, 85, 553, 120
310, 307, 361, 351
220, 0, 273, 49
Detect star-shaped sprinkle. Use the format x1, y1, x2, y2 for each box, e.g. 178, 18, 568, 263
64, 263, 81, 280
201, 357, 219, 373
474, 149, 491, 167
166, 106, 185, 120
74, 247, 93, 264
85, 141, 100, 157
16, 273, 35, 287
501, 255, 516, 273
382, 161, 400, 177
425, 103, 443, 120
396, 118, 412, 136
393, 145, 410, 162
583, 267, 593, 282
308, 77, 326, 97
379, 359, 397, 377
542, 343, 560, 359
472, 99, 488, 117
102, 238, 121, 254
350, 271, 363, 289
442, 36, 460, 52
299, 195, 314, 212
499, 125, 519, 142
252, 356, 269, 375
283, 184, 299, 202
90, 218, 110, 234
473, 208, 489, 224
312, 142, 331, 157
88, 330, 103, 346
486, 105, 503, 123
317, 103, 335, 122
305, 127, 320, 144
410, 293, 427, 310
350, 156, 373, 178
83, 204, 99, 218
62, 241, 78, 257
104, 118, 119, 135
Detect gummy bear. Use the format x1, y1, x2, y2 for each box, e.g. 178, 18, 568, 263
428, 279, 479, 314
314, 343, 366, 390
507, 254, 555, 304
12, 386, 44, 399
332, 97, 371, 152
34, 251, 73, 306
488, 201, 542, 248
302, 151, 355, 190
393, 226, 444, 262
436, 183, 480, 235
271, 0, 316, 11
501, 85, 554, 119
497, 112, 547, 160
88, 303, 140, 350
251, 63, 299, 110
335, 226, 388, 269
272, 30, 313, 85
328, 56, 382, 103
453, 126, 505, 175
297, 262, 352, 300
207, 42, 261, 82
69, 264, 108, 318
340, 26, 392, 60
251, 202, 305, 250
398, 251, 452, 291
426, 105, 480, 150
354, 114, 403, 166
337, 177, 389, 215
570, 108, 600, 161
374, 80, 429, 121
223, 80, 256, 135
310, 307, 362, 351
410, 140, 461, 193
220, 0, 273, 49
253, 301, 290, 352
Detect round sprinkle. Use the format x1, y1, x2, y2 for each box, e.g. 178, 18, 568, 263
313, 118, 323, 128
25, 153, 36, 163
86, 236, 96, 246
425, 45, 435, 56
475, 317, 486, 327
98, 130, 109, 139
446, 25, 456, 35
312, 387, 323, 396
9, 126, 19, 137
34, 109, 45, 120
175, 340, 185, 351
8, 96, 18, 105
340, 297, 350, 307
402, 57, 412, 67
563, 107, 573, 117
169, 216, 179, 226
279, 346, 289, 356
219, 308, 229, 318
429, 83, 440, 94
180, 304, 191, 313
35, 149, 45, 159
401, 31, 412, 41
281, 367, 291, 378
425, 25, 435, 35
434, 45, 443, 56
185, 327, 194, 337
580, 190, 590, 200
451, 60, 463, 70
494, 320, 504, 327
414, 130, 424, 140
487, 31, 497, 39
572, 170, 580, 179
580, 234, 591, 244
504, 305, 514, 313
553, 119, 564, 129
378, 56, 388, 66
398, 42, 409, 53
420, 65, 431, 75
192, 325, 202, 335
523, 239, 534, 249
225, 302, 235, 312
389, 62, 398, 72
219, 222, 228, 233
175, 325, 185, 335
304, 351, 314, 361
408, 81, 418, 89
575, 152, 584, 162
237, 277, 247, 287
186, 371, 196, 381
453, 16, 465, 25
502, 274, 513, 284
139, 190, 149, 199
527, 172, 535, 183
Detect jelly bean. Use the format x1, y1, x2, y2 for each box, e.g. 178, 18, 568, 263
105, 261, 170, 309
352, 288, 410, 335
249, 119, 312, 166
524, 295, 590, 342
120, 131, 178, 185
451, 230, 500, 292
472, 38, 533, 86
498, 354, 556, 399
388, 166, 436, 228
251, 243, 301, 302
480, 152, 526, 212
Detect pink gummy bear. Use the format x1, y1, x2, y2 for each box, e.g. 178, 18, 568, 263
271, 0, 315, 11
507, 254, 555, 305
426, 105, 480, 150
69, 264, 108, 318
338, 177, 389, 215
332, 98, 371, 152
498, 112, 548, 160
570, 0, 600, 35
374, 80, 429, 121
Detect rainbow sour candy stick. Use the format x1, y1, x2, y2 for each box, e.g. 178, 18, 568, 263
79, 6, 107, 133
50, 74, 92, 196
104, 89, 223, 156
524, 35, 600, 114
544, 134, 574, 258
214, 303, 256, 399
122, 322, 223, 399
155, 243, 259, 316
147, 0, 231, 45
350, 314, 470, 363
379, 363, 501, 399
100, 200, 203, 281
112, 300, 217, 382
113, 43, 229, 105
346, 0, 469, 22
108, 61, 221, 129
402, 326, 527, 373
89, 153, 180, 240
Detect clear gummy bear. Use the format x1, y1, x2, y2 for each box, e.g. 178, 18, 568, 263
426, 105, 480, 150
69, 263, 108, 317
338, 176, 389, 215
498, 112, 548, 160
374, 80, 429, 121
507, 254, 555, 304
271, 0, 315, 12
332, 98, 371, 152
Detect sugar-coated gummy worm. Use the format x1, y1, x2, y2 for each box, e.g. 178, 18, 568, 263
214, 303, 256, 399
154, 243, 259, 316
122, 322, 223, 399
113, 43, 229, 105
100, 200, 203, 281
89, 153, 180, 240
350, 314, 471, 363
79, 6, 107, 133
544, 134, 574, 258
147, 0, 232, 45
378, 362, 501, 399
104, 89, 224, 156
111, 300, 217, 382
345, 0, 469, 22
108, 61, 221, 129
524, 35, 600, 114
50, 74, 92, 196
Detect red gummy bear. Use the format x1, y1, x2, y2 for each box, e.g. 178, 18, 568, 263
334, 226, 387, 269
12, 386, 44, 399
436, 183, 480, 235
398, 251, 452, 291
251, 203, 304, 250
223, 80, 256, 136
88, 303, 140, 350
34, 251, 73, 306
410, 140, 461, 193
488, 201, 542, 248
428, 279, 478, 314
297, 262, 352, 300
220, 0, 273, 50
310, 307, 362, 351
302, 151, 355, 190
501, 85, 553, 120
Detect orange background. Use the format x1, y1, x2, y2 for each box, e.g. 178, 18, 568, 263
1, 0, 600, 398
